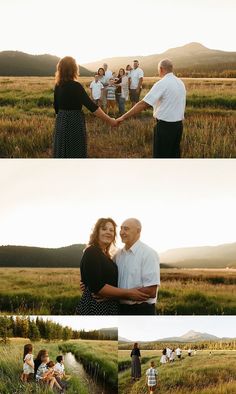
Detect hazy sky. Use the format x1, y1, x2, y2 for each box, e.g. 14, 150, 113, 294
0, 159, 235, 253
0, 0, 235, 63
118, 316, 236, 341
29, 316, 118, 331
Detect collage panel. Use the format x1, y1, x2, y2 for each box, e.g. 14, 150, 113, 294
118, 316, 236, 394
0, 159, 235, 318
0, 1, 235, 159
0, 1, 236, 392
0, 315, 118, 394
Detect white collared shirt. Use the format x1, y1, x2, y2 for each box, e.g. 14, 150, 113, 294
130, 67, 144, 89
90, 80, 104, 99
104, 69, 113, 84
143, 72, 186, 121
114, 240, 160, 305
54, 362, 65, 375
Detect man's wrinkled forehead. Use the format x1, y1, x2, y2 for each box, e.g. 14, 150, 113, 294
120, 220, 136, 230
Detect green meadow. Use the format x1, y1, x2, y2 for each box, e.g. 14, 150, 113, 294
0, 339, 117, 394
0, 77, 235, 158
0, 268, 235, 315
118, 349, 236, 394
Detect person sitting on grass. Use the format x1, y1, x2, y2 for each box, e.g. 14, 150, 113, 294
54, 355, 68, 390
146, 361, 158, 393
21, 343, 34, 382
34, 349, 49, 380
36, 355, 64, 392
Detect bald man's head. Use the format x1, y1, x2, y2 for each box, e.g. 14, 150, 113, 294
120, 218, 142, 249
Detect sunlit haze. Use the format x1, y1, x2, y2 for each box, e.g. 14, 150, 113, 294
0, 0, 235, 64
118, 316, 236, 341
29, 316, 118, 331
0, 159, 235, 253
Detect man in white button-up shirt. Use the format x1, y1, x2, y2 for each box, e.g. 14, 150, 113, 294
129, 60, 144, 106
114, 218, 160, 315
117, 59, 186, 158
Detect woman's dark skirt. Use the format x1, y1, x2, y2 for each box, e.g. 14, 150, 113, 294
131, 355, 141, 378
77, 288, 119, 315
53, 110, 87, 158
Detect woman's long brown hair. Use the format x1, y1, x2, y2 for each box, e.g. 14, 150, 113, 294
55, 56, 79, 86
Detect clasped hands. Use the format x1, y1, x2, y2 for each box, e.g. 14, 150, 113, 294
109, 115, 125, 127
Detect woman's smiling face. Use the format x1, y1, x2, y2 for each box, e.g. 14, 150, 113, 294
98, 221, 115, 248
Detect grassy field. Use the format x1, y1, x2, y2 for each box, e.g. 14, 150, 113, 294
0, 338, 117, 393
118, 349, 236, 394
59, 339, 118, 390
0, 76, 235, 158
0, 268, 235, 315
0, 339, 92, 394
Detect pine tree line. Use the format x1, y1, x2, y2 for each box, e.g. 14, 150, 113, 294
0, 316, 117, 343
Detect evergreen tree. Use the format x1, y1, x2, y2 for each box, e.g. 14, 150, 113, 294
28, 320, 41, 341
0, 316, 12, 344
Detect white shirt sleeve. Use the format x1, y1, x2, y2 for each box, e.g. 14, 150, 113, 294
143, 80, 165, 107
141, 249, 160, 287
139, 69, 144, 78
89, 82, 93, 88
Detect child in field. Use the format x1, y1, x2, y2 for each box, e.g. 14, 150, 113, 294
169, 349, 176, 362
21, 343, 34, 382
46, 360, 55, 373
54, 355, 68, 390
54, 355, 66, 379
160, 349, 167, 364
90, 74, 104, 106
36, 355, 64, 392
146, 361, 158, 393
105, 78, 117, 115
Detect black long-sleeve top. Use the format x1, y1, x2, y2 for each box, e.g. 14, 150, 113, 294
130, 348, 141, 357
54, 80, 98, 114
80, 245, 118, 293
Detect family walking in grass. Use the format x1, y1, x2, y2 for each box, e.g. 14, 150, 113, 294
130, 343, 158, 393
77, 217, 160, 316
53, 56, 186, 159
21, 344, 68, 392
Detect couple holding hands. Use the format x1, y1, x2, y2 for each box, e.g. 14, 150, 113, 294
53, 56, 186, 158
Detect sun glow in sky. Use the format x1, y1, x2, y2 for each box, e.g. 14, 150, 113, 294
118, 316, 236, 341
0, 159, 235, 253
0, 0, 235, 64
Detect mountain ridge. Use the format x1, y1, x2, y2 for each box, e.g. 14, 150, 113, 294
118, 330, 235, 343
0, 51, 93, 76
1, 241, 236, 268
0, 42, 235, 77
82, 42, 236, 76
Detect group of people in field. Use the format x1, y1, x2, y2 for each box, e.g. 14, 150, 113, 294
21, 343, 68, 393
89, 60, 144, 115
130, 343, 158, 393
53, 55, 186, 158
130, 343, 196, 393
160, 346, 182, 363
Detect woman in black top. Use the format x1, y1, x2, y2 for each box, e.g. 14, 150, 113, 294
77, 218, 149, 315
130, 343, 141, 380
34, 349, 48, 379
53, 57, 116, 158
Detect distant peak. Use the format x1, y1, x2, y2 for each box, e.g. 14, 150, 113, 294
183, 42, 207, 50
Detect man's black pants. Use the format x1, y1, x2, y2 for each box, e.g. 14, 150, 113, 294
153, 119, 183, 158
119, 303, 156, 315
